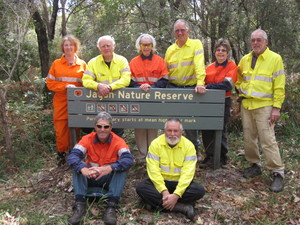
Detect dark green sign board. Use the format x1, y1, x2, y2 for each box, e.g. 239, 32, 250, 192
67, 87, 225, 169
67, 87, 225, 130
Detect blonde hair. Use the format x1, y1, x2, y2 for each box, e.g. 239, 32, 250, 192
60, 35, 81, 54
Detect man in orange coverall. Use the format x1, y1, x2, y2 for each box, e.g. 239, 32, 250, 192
46, 35, 86, 166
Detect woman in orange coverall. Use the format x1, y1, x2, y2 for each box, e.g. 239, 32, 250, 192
46, 35, 86, 166
129, 34, 169, 163
199, 38, 237, 168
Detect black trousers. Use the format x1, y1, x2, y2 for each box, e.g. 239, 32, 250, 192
136, 179, 205, 209
202, 97, 231, 161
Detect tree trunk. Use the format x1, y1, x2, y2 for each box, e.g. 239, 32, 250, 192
32, 10, 50, 78
48, 0, 59, 40
0, 87, 15, 162
61, 0, 67, 36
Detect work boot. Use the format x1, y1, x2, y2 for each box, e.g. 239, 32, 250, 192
103, 202, 117, 225
243, 163, 262, 178
199, 157, 213, 169
57, 152, 67, 166
172, 203, 195, 220
270, 173, 284, 192
67, 202, 87, 225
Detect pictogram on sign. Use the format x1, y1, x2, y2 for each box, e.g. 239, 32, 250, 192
130, 104, 140, 113
119, 104, 129, 113
86, 103, 95, 112
97, 104, 106, 112
108, 104, 117, 113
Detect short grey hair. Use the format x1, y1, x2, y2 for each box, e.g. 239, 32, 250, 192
135, 33, 157, 53
94, 112, 113, 126
173, 19, 190, 31
251, 29, 268, 40
164, 118, 183, 130
97, 35, 116, 48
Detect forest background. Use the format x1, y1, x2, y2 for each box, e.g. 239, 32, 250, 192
0, 0, 299, 224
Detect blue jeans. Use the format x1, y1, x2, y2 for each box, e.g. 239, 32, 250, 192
72, 163, 128, 203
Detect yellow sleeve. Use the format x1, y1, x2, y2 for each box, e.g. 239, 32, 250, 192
110, 56, 131, 90
82, 59, 99, 91
272, 55, 285, 108
174, 140, 197, 197
194, 40, 206, 86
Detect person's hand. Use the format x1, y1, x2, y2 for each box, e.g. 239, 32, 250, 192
80, 167, 96, 179
89, 165, 113, 180
140, 84, 151, 92
97, 84, 111, 96
269, 107, 281, 125
162, 191, 179, 211
195, 85, 206, 94
66, 84, 76, 88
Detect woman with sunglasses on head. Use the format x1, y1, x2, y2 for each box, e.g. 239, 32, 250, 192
46, 35, 86, 166
129, 34, 169, 163
199, 38, 238, 169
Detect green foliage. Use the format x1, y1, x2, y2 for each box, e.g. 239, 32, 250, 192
0, 81, 55, 178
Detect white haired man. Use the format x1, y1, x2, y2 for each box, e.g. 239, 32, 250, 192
236, 29, 286, 192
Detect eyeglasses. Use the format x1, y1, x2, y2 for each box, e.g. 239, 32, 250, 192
175, 29, 187, 33
140, 43, 153, 47
251, 38, 263, 43
216, 49, 227, 52
96, 124, 111, 129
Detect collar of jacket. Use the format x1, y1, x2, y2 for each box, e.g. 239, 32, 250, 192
175, 37, 191, 48
251, 47, 270, 60
93, 132, 112, 144
141, 53, 153, 60
215, 59, 228, 67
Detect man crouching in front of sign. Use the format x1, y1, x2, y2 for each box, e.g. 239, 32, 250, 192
67, 112, 134, 225
136, 118, 205, 221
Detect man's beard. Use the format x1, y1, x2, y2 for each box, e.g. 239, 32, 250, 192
166, 136, 180, 145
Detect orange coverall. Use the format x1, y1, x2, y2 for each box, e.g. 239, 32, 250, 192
46, 55, 86, 153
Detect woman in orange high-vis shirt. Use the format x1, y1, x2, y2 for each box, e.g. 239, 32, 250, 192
46, 35, 86, 166
200, 38, 237, 168
129, 34, 168, 163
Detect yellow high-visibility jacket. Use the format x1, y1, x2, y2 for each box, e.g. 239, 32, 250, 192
146, 134, 197, 197
236, 47, 285, 110
165, 38, 206, 86
82, 53, 131, 91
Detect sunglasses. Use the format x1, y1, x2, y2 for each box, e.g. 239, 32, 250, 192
96, 125, 111, 129
140, 43, 153, 47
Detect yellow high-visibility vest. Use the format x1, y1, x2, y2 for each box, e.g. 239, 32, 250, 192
82, 53, 130, 91
146, 134, 197, 197
236, 47, 285, 110
165, 38, 206, 86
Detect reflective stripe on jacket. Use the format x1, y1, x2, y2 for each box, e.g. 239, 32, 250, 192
146, 134, 197, 197
82, 53, 131, 91
165, 38, 206, 86
129, 54, 168, 85
236, 47, 285, 109
46, 55, 86, 120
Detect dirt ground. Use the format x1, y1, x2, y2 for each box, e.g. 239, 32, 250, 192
1, 147, 299, 225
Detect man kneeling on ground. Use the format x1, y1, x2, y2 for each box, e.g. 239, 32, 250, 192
67, 112, 134, 225
136, 118, 205, 220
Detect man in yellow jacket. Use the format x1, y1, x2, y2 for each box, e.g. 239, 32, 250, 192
165, 19, 206, 153
82, 35, 131, 137
136, 118, 205, 221
236, 29, 285, 192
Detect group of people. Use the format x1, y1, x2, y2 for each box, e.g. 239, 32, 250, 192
46, 18, 286, 225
